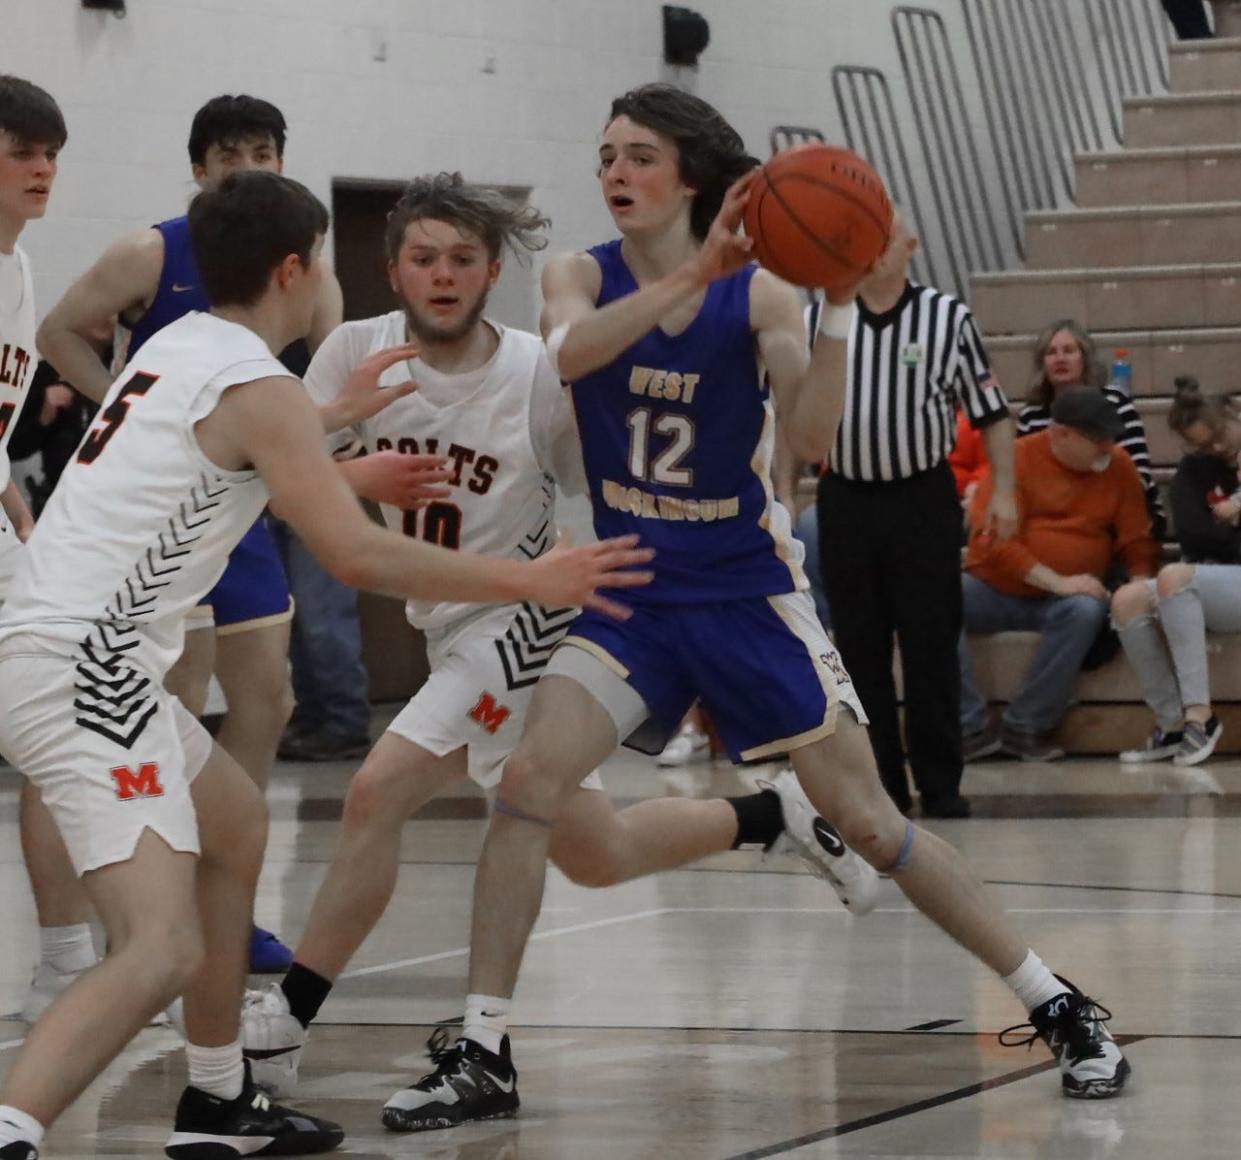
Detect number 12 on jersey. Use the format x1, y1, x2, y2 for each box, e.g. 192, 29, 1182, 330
402, 501, 463, 550
626, 407, 694, 487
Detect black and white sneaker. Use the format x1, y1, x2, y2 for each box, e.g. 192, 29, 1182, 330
1000, 977, 1130, 1099
382, 1029, 519, 1132
165, 1066, 344, 1157
0, 1144, 39, 1159
1173, 717, 1222, 767
1119, 727, 1183, 764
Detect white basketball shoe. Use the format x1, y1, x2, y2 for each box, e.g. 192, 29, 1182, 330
240, 983, 306, 1098
761, 768, 880, 915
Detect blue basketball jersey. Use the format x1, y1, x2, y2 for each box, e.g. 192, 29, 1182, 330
123, 216, 209, 359
570, 240, 806, 602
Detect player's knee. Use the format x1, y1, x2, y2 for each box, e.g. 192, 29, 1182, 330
1157, 562, 1196, 601
1111, 580, 1155, 625
341, 765, 406, 832
832, 801, 903, 866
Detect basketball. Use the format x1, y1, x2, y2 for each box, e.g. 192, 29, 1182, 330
743, 143, 893, 293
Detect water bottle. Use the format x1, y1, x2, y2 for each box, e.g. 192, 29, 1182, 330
1109, 348, 1132, 397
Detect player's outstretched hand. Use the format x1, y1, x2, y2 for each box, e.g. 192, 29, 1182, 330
526, 532, 654, 620
691, 172, 756, 287
343, 450, 453, 509
321, 343, 421, 431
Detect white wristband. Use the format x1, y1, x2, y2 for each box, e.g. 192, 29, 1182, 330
817, 301, 857, 341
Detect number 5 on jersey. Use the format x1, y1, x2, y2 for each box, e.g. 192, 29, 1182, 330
77, 372, 159, 465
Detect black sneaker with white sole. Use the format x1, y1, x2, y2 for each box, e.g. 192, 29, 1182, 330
1000, 976, 1130, 1099
1173, 716, 1222, 767
164, 1065, 344, 1157
382, 1029, 519, 1132
1119, 727, 1183, 764
0, 1144, 38, 1159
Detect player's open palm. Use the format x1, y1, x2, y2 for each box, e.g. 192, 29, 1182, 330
347, 450, 453, 509
529, 532, 654, 619
323, 343, 421, 430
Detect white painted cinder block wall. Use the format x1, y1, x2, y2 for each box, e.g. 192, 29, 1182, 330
9, 0, 982, 328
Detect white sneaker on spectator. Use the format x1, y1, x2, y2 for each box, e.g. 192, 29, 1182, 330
1119, 727, 1182, 764
761, 768, 880, 915
1173, 717, 1222, 767
656, 728, 710, 767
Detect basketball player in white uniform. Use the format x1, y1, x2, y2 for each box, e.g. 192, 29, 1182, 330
0, 76, 110, 1036
239, 175, 878, 1107
0, 171, 651, 1160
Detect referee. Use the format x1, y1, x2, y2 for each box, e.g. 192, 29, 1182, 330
815, 214, 1016, 818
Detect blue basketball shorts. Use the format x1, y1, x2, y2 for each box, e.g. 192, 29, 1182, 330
553, 590, 866, 763
199, 518, 293, 634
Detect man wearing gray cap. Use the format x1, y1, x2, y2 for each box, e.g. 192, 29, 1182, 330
958, 386, 1159, 760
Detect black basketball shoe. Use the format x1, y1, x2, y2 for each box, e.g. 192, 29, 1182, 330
165, 1065, 344, 1157
0, 1144, 39, 1159
382, 1028, 519, 1132
1000, 976, 1130, 1099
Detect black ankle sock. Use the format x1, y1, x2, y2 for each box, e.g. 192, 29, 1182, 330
281, 962, 333, 1029
727, 789, 784, 849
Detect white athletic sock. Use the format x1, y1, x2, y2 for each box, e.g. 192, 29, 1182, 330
1004, 950, 1069, 1014
463, 993, 510, 1056
39, 923, 96, 974
186, 1040, 245, 1101
0, 1104, 45, 1149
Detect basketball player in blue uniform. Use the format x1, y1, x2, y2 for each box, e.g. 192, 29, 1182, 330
388, 84, 1129, 1130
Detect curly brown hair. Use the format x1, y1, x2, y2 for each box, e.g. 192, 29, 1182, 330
1167, 375, 1239, 439
384, 173, 550, 264
606, 84, 758, 241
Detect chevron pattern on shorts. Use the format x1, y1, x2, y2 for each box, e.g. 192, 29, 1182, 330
494, 601, 578, 691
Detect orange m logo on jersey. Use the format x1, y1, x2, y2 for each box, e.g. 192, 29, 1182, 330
110, 762, 165, 801
468, 693, 511, 735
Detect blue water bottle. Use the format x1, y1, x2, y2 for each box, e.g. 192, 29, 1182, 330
1110, 348, 1132, 397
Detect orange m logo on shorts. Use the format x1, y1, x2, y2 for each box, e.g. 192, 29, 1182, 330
468, 693, 512, 735
110, 762, 165, 801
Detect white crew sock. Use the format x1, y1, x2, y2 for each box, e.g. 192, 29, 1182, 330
1004, 949, 1069, 1014
186, 1040, 245, 1101
39, 923, 96, 974
463, 993, 510, 1056
0, 1104, 45, 1149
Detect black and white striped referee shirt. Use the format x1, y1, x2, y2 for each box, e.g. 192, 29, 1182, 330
812, 282, 1009, 482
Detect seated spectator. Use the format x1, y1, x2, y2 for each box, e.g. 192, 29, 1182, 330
1017, 318, 1165, 538
1112, 379, 1241, 766
961, 387, 1158, 762
948, 405, 988, 509
1162, 0, 1213, 38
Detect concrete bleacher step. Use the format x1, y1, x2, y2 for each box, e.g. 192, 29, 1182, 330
1074, 144, 1241, 208
970, 262, 1241, 335
984, 327, 1241, 400
1169, 36, 1241, 92
1123, 90, 1241, 149
1023, 202, 1241, 269
963, 631, 1241, 755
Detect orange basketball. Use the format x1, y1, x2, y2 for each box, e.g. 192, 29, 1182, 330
743, 144, 893, 293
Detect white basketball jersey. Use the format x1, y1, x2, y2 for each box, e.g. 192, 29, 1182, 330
0, 312, 286, 681
304, 313, 584, 638
0, 245, 37, 492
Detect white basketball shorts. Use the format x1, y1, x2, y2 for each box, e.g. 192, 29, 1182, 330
0, 634, 213, 875
388, 604, 604, 791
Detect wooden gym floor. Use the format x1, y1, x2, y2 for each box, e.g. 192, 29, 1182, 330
2, 723, 1240, 1158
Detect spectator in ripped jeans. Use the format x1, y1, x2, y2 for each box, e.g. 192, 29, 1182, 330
1112, 378, 1241, 767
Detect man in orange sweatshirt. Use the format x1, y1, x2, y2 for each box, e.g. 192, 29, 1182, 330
960, 387, 1158, 761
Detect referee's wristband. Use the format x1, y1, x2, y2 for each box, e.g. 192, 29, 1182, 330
817, 301, 857, 340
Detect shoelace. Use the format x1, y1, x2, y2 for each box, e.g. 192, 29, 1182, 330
409, 1026, 466, 1090
999, 994, 1114, 1062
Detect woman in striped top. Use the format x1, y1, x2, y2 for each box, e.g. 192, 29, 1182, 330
1016, 319, 1165, 537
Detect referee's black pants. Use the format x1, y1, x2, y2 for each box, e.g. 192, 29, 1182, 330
816, 462, 964, 810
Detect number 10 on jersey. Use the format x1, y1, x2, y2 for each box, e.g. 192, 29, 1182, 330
402, 502, 463, 550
